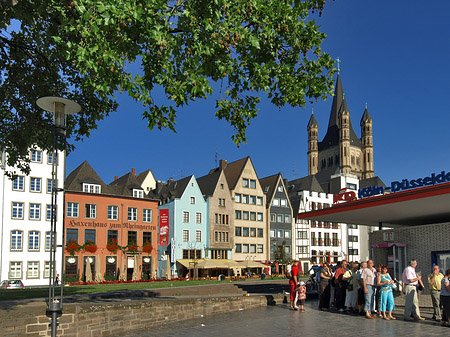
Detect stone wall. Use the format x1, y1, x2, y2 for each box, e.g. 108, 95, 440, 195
2, 294, 282, 337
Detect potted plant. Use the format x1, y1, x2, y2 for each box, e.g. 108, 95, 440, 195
83, 240, 97, 253
125, 241, 138, 254
142, 241, 153, 254
65, 239, 82, 256
106, 238, 120, 254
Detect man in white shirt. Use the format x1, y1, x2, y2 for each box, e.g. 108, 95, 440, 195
402, 259, 425, 321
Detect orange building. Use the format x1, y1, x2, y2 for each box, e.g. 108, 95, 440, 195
63, 161, 158, 282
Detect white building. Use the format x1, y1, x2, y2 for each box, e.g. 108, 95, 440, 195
0, 149, 65, 286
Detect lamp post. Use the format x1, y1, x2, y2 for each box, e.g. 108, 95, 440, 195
37, 97, 81, 337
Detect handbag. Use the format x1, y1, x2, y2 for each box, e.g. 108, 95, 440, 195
347, 283, 354, 291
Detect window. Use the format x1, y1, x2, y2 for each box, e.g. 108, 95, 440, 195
47, 152, 57, 165
66, 228, 78, 243
183, 211, 190, 223
27, 262, 39, 278
196, 212, 202, 224
85, 229, 96, 244
107, 230, 118, 242
277, 214, 283, 223
257, 228, 263, 237
272, 198, 280, 207
127, 207, 137, 221
82, 183, 101, 194
270, 229, 275, 238
190, 197, 196, 205
250, 212, 256, 221
242, 178, 249, 187
85, 204, 96, 219
28, 231, 40, 251
107, 205, 119, 220
284, 214, 291, 223
143, 232, 152, 245
67, 202, 79, 218
45, 232, 55, 251
348, 249, 359, 255
347, 183, 357, 190
235, 194, 241, 203
250, 228, 256, 237
250, 196, 256, 205
218, 198, 225, 206
277, 185, 283, 192
46, 205, 56, 221
47, 179, 56, 193
29, 203, 41, 220
257, 212, 263, 221
243, 211, 249, 220
298, 246, 308, 254
249, 179, 256, 189
242, 195, 249, 204
277, 229, 283, 238
270, 213, 276, 222
348, 235, 359, 242
257, 197, 263, 205
250, 244, 256, 253
9, 262, 22, 279
257, 244, 263, 253
143, 209, 153, 222
235, 210, 242, 220
12, 202, 24, 219
44, 261, 51, 278
196, 230, 201, 242
11, 230, 23, 251
183, 230, 189, 242
128, 231, 137, 245
30, 150, 42, 163
235, 227, 242, 236
242, 244, 249, 253
133, 189, 144, 198
243, 227, 249, 237
12, 176, 24, 191
298, 231, 308, 239
284, 230, 291, 239
235, 244, 242, 253
280, 198, 288, 207
30, 177, 41, 192
348, 224, 358, 229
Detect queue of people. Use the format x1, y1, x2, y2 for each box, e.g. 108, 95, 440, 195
288, 258, 450, 327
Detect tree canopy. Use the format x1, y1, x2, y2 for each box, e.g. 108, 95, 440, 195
0, 0, 335, 174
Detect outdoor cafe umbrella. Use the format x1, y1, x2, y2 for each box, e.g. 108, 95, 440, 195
94, 255, 102, 283
165, 255, 171, 280
85, 257, 92, 282
132, 255, 139, 281
151, 256, 156, 279
119, 255, 126, 281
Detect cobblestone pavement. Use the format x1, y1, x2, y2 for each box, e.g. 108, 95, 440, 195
124, 298, 448, 337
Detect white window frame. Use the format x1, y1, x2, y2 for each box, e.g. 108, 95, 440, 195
133, 189, 144, 198
67, 202, 79, 218
30, 150, 42, 163
27, 261, 39, 279
30, 177, 42, 193
249, 179, 256, 189
242, 178, 249, 188
85, 204, 97, 219
47, 179, 56, 194
183, 211, 190, 223
12, 202, 24, 219
107, 205, 119, 220
83, 183, 101, 194
29, 203, 41, 220
272, 198, 280, 207
257, 212, 263, 221
47, 152, 58, 165
28, 231, 40, 251
196, 212, 202, 224
195, 230, 201, 242
182, 230, 189, 242
257, 244, 263, 253
45, 231, 55, 251
143, 209, 153, 223
12, 176, 25, 191
46, 204, 56, 221
127, 207, 138, 221
11, 230, 23, 251
9, 261, 22, 279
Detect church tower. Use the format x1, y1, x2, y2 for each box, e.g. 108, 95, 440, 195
307, 112, 319, 175
306, 74, 375, 181
360, 106, 374, 179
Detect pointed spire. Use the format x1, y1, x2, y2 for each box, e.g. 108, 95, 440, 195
360, 104, 372, 124
307, 110, 318, 129
328, 74, 344, 128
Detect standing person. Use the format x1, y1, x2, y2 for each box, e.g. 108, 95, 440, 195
428, 265, 444, 321
319, 262, 332, 310
361, 259, 377, 319
55, 274, 60, 286
440, 268, 450, 327
356, 261, 367, 315
295, 281, 307, 312
344, 262, 359, 314
374, 264, 383, 317
378, 265, 396, 320
402, 259, 425, 321
334, 260, 348, 312
289, 260, 300, 310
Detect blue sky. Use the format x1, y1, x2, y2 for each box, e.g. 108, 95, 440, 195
66, 1, 450, 186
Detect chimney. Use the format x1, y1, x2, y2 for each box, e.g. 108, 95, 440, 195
114, 176, 118, 181
219, 159, 227, 170
131, 168, 136, 177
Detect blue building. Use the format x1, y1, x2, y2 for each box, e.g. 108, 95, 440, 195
150, 176, 208, 278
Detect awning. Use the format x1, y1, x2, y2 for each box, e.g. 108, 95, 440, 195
176, 259, 241, 269
371, 243, 407, 248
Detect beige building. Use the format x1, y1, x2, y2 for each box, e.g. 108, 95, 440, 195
197, 166, 234, 260
212, 157, 267, 262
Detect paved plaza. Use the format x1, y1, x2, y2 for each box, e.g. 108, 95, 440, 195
124, 298, 447, 337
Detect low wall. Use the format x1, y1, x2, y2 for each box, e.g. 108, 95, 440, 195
1, 294, 283, 337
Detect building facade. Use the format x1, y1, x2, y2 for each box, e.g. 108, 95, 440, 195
64, 161, 159, 282
0, 149, 64, 286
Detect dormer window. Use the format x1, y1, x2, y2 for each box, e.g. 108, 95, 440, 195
133, 189, 144, 198
83, 183, 101, 194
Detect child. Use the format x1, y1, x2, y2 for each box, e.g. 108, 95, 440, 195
295, 281, 307, 312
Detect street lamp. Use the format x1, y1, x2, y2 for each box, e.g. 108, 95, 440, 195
37, 97, 81, 337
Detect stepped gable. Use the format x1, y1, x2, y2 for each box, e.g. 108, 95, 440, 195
65, 160, 107, 192
259, 173, 281, 207
319, 75, 361, 151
